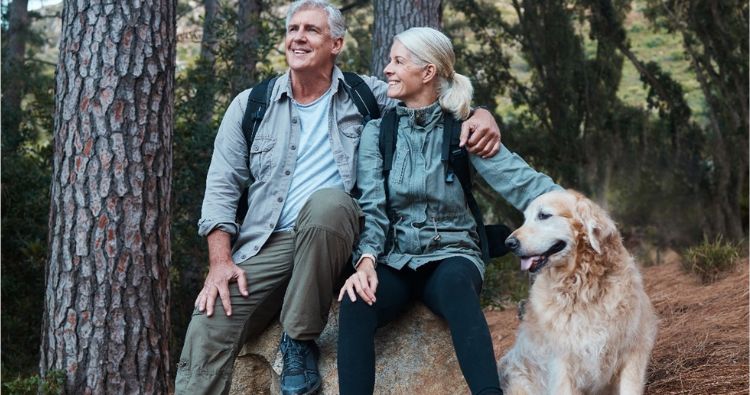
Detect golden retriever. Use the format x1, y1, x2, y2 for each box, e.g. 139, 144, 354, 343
498, 189, 657, 395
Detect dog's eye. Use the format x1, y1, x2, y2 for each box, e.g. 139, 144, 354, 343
537, 212, 552, 220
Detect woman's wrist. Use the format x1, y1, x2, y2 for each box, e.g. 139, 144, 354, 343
356, 255, 376, 271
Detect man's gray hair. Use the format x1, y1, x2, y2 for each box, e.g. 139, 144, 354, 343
286, 0, 347, 39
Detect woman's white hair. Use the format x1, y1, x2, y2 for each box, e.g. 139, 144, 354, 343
286, 0, 347, 39
394, 27, 473, 120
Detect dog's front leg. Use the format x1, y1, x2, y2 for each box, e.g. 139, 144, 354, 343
614, 349, 650, 395
546, 358, 579, 395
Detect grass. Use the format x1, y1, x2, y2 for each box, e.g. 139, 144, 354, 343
682, 236, 742, 283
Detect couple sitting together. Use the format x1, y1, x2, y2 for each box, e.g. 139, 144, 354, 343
176, 1, 559, 394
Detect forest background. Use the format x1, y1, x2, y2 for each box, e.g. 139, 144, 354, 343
1, 0, 747, 391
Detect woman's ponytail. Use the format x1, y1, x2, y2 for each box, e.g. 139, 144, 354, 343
439, 72, 473, 120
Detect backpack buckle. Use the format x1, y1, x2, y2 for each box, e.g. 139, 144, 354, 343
445, 170, 455, 183
450, 147, 467, 159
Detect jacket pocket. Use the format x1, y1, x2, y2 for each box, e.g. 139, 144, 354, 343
249, 137, 276, 182
340, 123, 362, 138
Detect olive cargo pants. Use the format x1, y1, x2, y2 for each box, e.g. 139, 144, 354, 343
175, 189, 363, 394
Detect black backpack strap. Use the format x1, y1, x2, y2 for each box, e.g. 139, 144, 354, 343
241, 76, 278, 156
236, 76, 278, 224
443, 112, 491, 263
378, 109, 398, 203
342, 71, 381, 123
376, 108, 399, 248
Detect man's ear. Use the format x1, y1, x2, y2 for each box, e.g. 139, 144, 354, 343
331, 37, 344, 55
422, 64, 437, 84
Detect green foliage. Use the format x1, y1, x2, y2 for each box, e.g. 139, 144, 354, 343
643, 0, 749, 241
169, 0, 286, 365
1, 1, 55, 379
337, 2, 374, 75
2, 370, 65, 395
447, 0, 747, 249
683, 236, 742, 283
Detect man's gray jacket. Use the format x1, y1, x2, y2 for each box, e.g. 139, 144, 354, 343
198, 66, 392, 263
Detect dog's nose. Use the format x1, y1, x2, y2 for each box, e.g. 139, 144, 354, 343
505, 236, 520, 251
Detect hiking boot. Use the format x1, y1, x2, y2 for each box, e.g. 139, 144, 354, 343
279, 332, 321, 395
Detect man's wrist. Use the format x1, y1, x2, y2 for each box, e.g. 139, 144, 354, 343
207, 230, 234, 264
469, 105, 489, 118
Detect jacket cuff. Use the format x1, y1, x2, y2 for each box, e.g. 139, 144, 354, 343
354, 253, 377, 270
197, 218, 239, 237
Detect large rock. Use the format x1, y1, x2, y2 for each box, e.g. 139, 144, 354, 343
229, 302, 473, 394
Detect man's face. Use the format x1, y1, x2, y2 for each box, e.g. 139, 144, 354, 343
285, 8, 342, 73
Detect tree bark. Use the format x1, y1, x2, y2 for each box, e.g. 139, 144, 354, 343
370, 0, 442, 78
40, 0, 175, 393
233, 0, 262, 94
200, 0, 219, 66
2, 0, 29, 138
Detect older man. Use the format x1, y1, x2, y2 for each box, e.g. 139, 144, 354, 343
175, 1, 501, 394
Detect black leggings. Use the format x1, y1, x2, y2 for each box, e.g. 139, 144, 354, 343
337, 256, 502, 395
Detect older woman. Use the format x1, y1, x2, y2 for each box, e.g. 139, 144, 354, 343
337, 27, 561, 395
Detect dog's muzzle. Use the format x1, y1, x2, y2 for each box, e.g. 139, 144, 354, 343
506, 238, 567, 273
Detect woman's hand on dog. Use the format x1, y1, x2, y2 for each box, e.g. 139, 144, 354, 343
338, 257, 378, 305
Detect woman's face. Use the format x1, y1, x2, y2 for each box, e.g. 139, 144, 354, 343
383, 40, 431, 105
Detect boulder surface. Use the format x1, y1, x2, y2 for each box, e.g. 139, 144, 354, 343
229, 302, 475, 394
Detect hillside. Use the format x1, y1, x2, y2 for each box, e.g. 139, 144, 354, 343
487, 254, 749, 394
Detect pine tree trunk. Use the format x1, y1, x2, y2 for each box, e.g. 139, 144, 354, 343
40, 0, 175, 393
233, 0, 262, 93
370, 0, 442, 78
200, 0, 219, 66
2, 0, 29, 138
196, 0, 220, 125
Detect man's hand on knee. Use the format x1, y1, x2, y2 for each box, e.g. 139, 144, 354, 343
197, 230, 249, 317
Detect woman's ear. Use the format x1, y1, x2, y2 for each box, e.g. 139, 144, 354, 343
422, 64, 437, 84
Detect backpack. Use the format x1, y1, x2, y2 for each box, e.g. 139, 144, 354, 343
235, 72, 380, 223
377, 109, 512, 262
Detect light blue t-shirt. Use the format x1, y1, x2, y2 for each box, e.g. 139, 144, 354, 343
276, 88, 345, 231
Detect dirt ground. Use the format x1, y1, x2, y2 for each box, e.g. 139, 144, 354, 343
486, 253, 749, 394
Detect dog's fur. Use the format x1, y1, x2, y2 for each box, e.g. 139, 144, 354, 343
499, 189, 657, 395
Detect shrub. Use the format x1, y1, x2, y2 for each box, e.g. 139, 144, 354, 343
683, 236, 742, 283
2, 370, 65, 395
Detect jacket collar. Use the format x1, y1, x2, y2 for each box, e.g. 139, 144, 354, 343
272, 65, 345, 102
395, 101, 443, 129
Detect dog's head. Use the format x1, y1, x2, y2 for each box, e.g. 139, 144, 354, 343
505, 189, 618, 273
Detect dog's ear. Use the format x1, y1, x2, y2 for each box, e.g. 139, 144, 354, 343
574, 194, 617, 254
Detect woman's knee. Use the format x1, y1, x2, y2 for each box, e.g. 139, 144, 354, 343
339, 296, 375, 322
424, 259, 483, 313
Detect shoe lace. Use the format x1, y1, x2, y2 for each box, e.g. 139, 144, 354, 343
282, 338, 306, 376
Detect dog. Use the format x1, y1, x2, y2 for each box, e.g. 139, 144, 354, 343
498, 189, 657, 395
